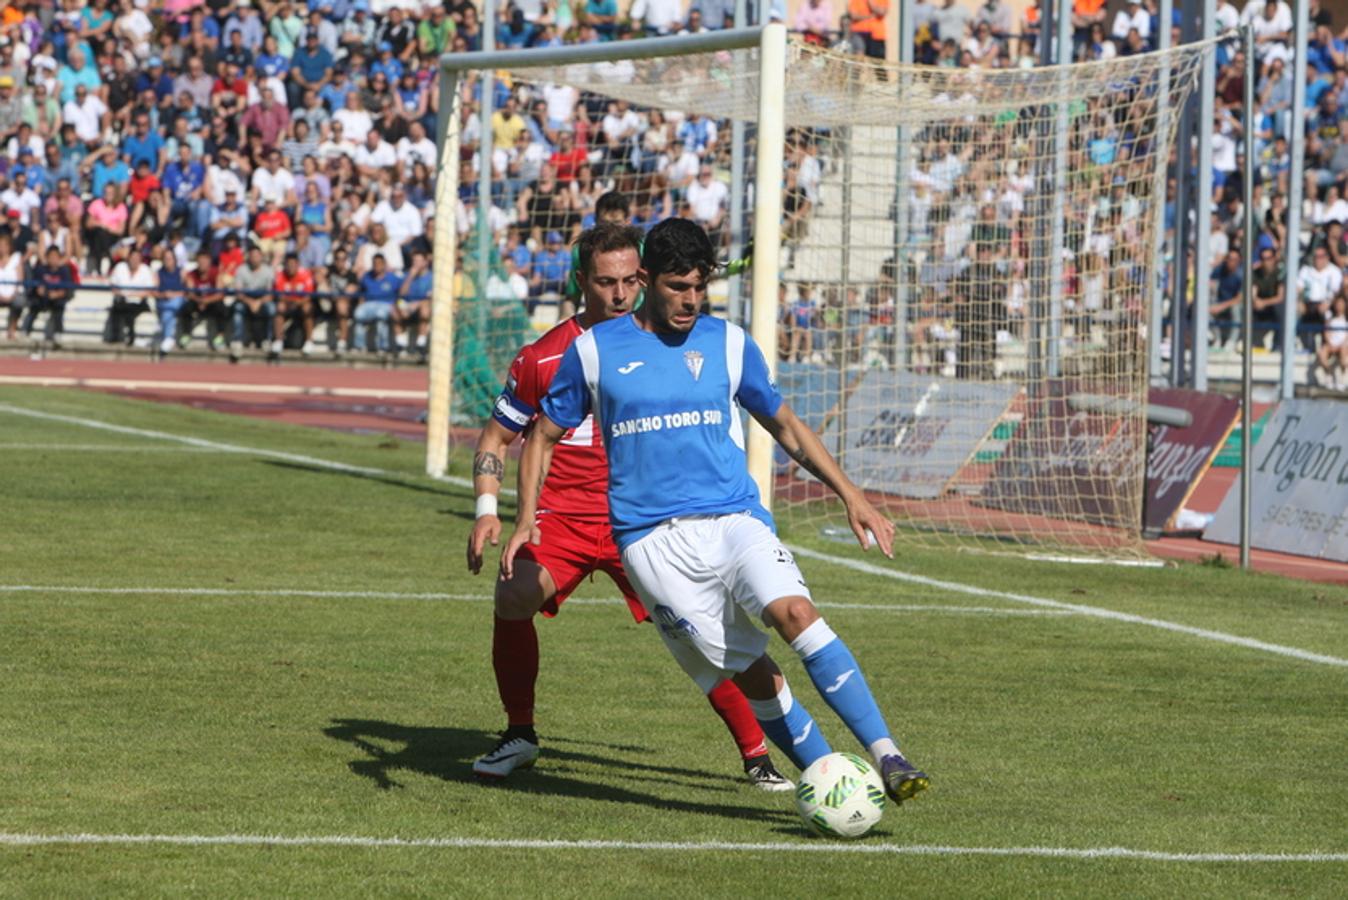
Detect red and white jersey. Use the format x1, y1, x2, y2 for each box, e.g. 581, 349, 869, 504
492, 317, 608, 521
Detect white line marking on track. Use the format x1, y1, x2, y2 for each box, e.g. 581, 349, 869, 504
1, 832, 1344, 863
0, 585, 1076, 616
788, 545, 1348, 669
0, 374, 427, 400
5, 403, 1340, 666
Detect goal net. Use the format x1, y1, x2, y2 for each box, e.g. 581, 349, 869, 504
434, 28, 1213, 559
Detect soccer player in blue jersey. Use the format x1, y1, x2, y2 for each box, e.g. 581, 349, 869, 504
503, 218, 929, 804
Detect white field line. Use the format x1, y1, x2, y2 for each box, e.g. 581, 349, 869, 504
788, 545, 1348, 669
0, 585, 1076, 617
0, 402, 440, 484
3, 403, 1342, 667
0, 832, 1345, 863
1022, 552, 1164, 568
0, 374, 426, 401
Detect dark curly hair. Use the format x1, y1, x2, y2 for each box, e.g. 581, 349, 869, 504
642, 217, 716, 281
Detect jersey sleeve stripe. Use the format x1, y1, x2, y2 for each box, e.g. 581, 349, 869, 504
575, 329, 602, 421
726, 322, 746, 450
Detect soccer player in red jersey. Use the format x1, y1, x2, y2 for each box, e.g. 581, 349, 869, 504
466, 223, 791, 790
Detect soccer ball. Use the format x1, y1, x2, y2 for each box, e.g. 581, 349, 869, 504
794, 752, 886, 839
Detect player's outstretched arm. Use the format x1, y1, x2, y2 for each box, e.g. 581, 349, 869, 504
752, 403, 896, 559
466, 419, 519, 575
500, 413, 566, 580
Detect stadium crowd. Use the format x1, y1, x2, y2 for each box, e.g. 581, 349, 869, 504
771, 0, 1348, 388
0, 0, 1342, 382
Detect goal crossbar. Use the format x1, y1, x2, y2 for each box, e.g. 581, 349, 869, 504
438, 25, 769, 74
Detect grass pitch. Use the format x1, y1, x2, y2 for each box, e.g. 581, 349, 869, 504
1, 386, 1346, 897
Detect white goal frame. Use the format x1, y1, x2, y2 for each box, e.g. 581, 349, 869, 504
428, 24, 788, 507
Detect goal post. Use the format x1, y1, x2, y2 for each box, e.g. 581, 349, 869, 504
426, 69, 462, 479
748, 22, 788, 507
428, 25, 786, 491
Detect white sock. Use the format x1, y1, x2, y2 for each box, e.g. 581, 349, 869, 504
789, 619, 837, 658
868, 737, 901, 767
745, 683, 794, 721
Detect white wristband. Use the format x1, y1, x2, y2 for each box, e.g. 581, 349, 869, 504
475, 494, 498, 518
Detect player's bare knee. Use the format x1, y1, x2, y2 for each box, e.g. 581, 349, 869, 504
733, 654, 785, 701
762, 595, 819, 643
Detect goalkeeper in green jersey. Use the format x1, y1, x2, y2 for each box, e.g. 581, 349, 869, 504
563, 190, 751, 316
561, 191, 633, 318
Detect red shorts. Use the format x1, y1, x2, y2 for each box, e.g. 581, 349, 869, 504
514, 512, 648, 622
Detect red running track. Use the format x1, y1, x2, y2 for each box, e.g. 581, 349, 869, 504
2, 356, 1344, 585
0, 356, 436, 441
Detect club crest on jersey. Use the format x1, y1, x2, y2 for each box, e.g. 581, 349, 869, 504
684, 350, 704, 381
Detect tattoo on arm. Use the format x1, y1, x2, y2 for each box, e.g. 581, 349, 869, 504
786, 444, 827, 481
473, 451, 504, 481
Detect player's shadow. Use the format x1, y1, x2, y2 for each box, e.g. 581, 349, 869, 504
264, 460, 462, 499
323, 718, 797, 825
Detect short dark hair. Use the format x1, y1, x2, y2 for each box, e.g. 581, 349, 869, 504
595, 190, 628, 218
577, 222, 643, 277
642, 217, 716, 281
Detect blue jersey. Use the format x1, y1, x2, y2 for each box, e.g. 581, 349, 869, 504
400, 270, 432, 302
123, 132, 165, 172
541, 314, 781, 550
360, 271, 402, 303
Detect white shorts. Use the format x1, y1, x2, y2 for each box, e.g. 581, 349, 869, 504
620, 512, 812, 693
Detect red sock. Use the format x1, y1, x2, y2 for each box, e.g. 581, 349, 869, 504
492, 615, 539, 726
707, 680, 769, 761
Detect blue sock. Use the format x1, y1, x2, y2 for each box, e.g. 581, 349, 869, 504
746, 683, 832, 771
793, 620, 892, 750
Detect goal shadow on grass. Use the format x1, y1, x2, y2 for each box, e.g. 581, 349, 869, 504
324, 718, 798, 825
262, 460, 511, 524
